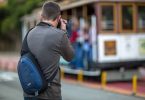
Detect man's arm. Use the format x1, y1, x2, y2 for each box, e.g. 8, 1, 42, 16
60, 33, 74, 62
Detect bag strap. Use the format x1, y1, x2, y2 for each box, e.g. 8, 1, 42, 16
20, 22, 59, 83
21, 28, 34, 56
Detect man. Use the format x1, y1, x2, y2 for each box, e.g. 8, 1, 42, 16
23, 1, 74, 100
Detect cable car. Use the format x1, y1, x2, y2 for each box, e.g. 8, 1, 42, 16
22, 0, 145, 80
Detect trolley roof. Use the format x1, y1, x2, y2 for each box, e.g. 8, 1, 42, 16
59, 0, 145, 10
22, 0, 145, 21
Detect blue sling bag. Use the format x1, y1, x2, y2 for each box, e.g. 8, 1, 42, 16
17, 23, 58, 96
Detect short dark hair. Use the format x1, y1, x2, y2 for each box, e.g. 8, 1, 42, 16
41, 1, 61, 20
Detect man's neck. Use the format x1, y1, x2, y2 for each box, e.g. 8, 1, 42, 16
42, 19, 57, 27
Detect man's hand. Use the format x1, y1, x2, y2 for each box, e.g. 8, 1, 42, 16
60, 19, 67, 31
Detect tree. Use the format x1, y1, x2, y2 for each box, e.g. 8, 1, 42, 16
0, 0, 42, 51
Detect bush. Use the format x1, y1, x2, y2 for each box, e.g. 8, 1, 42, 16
0, 0, 42, 51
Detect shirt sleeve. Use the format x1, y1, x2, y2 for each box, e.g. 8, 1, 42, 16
60, 33, 74, 62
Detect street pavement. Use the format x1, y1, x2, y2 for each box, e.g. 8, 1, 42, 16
0, 71, 144, 100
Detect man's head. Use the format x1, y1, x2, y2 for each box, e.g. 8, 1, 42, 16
41, 1, 61, 26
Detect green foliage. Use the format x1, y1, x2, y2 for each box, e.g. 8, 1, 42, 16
0, 0, 43, 51
0, 0, 42, 35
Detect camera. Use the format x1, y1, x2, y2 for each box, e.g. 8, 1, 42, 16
57, 20, 72, 38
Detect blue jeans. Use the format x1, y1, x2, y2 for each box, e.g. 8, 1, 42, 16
75, 44, 84, 69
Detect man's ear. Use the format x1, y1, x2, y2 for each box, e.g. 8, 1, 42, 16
57, 15, 61, 21
54, 15, 60, 22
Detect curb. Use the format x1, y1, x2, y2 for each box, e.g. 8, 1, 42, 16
62, 78, 145, 99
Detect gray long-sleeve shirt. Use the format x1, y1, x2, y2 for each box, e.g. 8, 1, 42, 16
24, 22, 74, 100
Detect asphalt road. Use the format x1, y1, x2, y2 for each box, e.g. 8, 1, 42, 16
0, 71, 144, 100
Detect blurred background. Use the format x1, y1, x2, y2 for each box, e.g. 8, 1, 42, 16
0, 0, 145, 100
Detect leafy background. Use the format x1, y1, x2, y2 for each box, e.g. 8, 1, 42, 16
0, 0, 43, 51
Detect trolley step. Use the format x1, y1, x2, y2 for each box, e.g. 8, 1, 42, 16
60, 66, 101, 77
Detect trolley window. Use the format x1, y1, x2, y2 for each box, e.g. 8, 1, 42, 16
98, 3, 117, 33
101, 5, 114, 31
121, 5, 133, 31
137, 5, 145, 32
